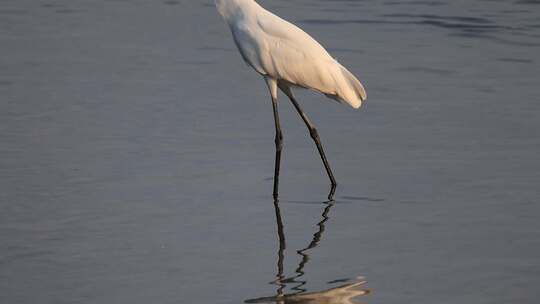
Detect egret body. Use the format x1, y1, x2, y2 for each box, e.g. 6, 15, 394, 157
215, 0, 367, 200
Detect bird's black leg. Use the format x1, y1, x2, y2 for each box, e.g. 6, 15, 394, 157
271, 96, 284, 200
284, 92, 337, 200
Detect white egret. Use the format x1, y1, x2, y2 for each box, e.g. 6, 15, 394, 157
215, 0, 367, 200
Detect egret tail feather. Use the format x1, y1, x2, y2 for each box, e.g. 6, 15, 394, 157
339, 64, 367, 109
322, 63, 366, 109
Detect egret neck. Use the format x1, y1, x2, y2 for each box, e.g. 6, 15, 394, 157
215, 0, 258, 24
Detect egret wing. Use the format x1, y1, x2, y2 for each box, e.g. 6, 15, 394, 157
256, 12, 340, 93
255, 11, 366, 108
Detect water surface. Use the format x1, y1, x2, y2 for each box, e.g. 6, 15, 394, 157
1, 0, 540, 303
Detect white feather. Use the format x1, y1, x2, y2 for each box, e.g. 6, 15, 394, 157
215, 0, 367, 108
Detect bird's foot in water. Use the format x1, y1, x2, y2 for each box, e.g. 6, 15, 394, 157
328, 183, 337, 201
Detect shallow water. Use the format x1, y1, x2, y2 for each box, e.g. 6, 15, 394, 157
1, 0, 540, 303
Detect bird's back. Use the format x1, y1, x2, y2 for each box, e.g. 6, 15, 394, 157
217, 0, 367, 108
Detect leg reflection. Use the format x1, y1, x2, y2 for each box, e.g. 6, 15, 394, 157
272, 199, 286, 297
272, 200, 338, 294
284, 201, 334, 294
246, 200, 369, 304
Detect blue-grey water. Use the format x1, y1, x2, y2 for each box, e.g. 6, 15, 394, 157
1, 0, 540, 303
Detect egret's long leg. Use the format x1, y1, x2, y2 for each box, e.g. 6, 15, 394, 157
285, 93, 337, 200
271, 96, 284, 200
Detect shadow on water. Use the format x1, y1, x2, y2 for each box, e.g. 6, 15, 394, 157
244, 200, 369, 304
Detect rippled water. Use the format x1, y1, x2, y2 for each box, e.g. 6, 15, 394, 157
1, 0, 540, 303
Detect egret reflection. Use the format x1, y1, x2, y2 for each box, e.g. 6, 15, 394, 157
245, 200, 369, 304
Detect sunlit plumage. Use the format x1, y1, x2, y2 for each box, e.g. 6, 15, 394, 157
215, 0, 367, 199
215, 0, 366, 108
